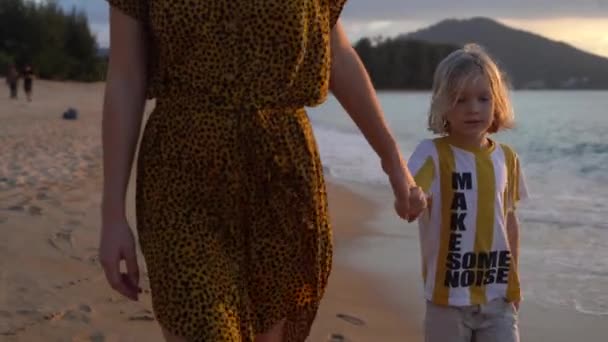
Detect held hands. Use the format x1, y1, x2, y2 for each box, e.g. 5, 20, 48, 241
383, 156, 427, 222
394, 186, 427, 222
407, 186, 427, 222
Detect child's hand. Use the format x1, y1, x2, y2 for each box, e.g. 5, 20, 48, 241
406, 186, 427, 222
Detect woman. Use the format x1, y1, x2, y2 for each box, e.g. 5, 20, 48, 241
6, 64, 19, 99
100, 1, 424, 341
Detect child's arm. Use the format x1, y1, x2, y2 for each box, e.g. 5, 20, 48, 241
406, 141, 436, 221
506, 210, 520, 309
506, 211, 520, 267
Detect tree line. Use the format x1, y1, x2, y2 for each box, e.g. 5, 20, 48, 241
354, 37, 458, 90
1, 0, 458, 88
0, 0, 106, 82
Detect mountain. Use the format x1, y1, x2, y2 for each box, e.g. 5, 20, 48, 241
401, 17, 608, 89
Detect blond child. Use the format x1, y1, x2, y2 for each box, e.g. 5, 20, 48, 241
407, 44, 529, 342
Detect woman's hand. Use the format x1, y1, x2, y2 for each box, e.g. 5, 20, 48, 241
383, 156, 425, 221
395, 186, 426, 222
99, 218, 141, 301
406, 186, 427, 222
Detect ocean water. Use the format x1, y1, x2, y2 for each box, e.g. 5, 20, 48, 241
306, 91, 608, 316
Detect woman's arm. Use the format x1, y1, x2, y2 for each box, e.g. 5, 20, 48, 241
329, 20, 417, 217
101, 7, 148, 223
99, 7, 148, 301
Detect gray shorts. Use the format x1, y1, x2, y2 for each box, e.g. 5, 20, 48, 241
425, 298, 519, 342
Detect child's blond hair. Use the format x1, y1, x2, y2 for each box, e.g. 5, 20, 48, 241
428, 43, 514, 134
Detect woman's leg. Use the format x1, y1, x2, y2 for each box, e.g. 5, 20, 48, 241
162, 319, 285, 341
161, 327, 188, 342
255, 319, 286, 342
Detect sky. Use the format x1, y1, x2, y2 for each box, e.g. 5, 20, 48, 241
48, 0, 608, 58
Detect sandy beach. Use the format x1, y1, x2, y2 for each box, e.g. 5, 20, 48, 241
1, 81, 605, 341
0, 81, 422, 341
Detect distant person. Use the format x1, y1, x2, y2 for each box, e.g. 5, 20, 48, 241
407, 43, 529, 342
22, 65, 34, 102
6, 64, 19, 99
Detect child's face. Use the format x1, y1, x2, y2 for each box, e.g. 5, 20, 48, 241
445, 73, 494, 139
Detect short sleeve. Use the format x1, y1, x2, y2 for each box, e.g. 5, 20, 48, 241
106, 0, 148, 22
509, 155, 529, 211
407, 140, 437, 195
502, 143, 529, 212
329, 0, 348, 28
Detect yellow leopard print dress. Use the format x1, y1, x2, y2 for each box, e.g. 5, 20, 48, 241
105, 0, 347, 340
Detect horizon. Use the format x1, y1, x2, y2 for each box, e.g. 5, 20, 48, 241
92, 16, 608, 61
52, 0, 608, 59
90, 15, 608, 61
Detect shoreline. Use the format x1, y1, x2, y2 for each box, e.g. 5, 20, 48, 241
323, 179, 608, 342
309, 180, 424, 341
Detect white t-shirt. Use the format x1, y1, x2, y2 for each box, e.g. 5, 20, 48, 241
408, 137, 529, 306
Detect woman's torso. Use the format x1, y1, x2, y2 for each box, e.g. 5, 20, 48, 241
141, 0, 336, 110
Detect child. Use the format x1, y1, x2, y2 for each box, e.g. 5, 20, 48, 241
407, 43, 529, 342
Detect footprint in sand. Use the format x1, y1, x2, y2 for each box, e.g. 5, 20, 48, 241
336, 313, 366, 326
35, 188, 50, 201
128, 309, 155, 322
48, 228, 74, 254
0, 327, 22, 336
0, 307, 68, 337
86, 254, 100, 265
66, 219, 82, 227
78, 304, 93, 314
0, 189, 32, 212
65, 194, 89, 204
54, 277, 92, 290
27, 205, 43, 215
72, 331, 106, 342
64, 209, 87, 217
44, 305, 93, 324
46, 197, 63, 207
6, 197, 30, 212
328, 333, 348, 342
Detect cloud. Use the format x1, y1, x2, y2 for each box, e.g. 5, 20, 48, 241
66, 0, 608, 25
52, 0, 608, 57
341, 0, 608, 20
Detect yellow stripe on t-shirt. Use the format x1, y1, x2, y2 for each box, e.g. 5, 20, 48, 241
413, 156, 435, 194
501, 144, 521, 301
414, 156, 435, 283
501, 144, 516, 211
470, 152, 496, 304
432, 139, 455, 305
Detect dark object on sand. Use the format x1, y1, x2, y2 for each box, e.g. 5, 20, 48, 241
62, 108, 78, 120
